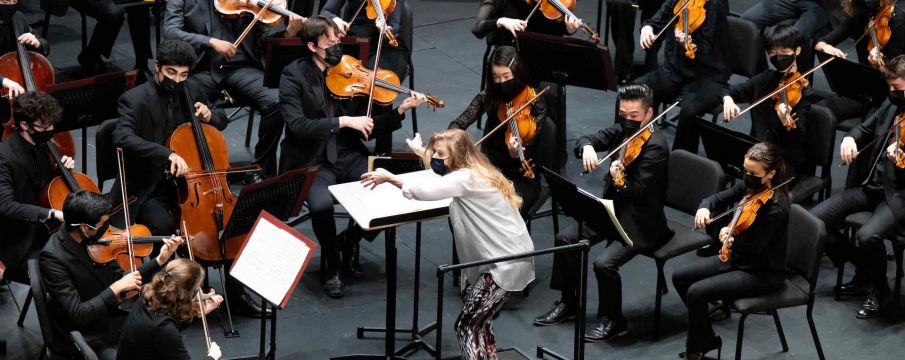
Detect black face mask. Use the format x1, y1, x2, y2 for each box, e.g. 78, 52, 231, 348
743, 173, 764, 191
621, 118, 642, 134
889, 89, 905, 107
497, 78, 523, 102
323, 44, 343, 67
430, 158, 448, 176
29, 129, 54, 144
84, 223, 110, 243
157, 74, 182, 96
769, 54, 796, 72
0, 5, 17, 21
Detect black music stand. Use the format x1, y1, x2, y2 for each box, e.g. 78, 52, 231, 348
698, 118, 757, 179
264, 36, 370, 88
818, 53, 888, 108
541, 166, 628, 246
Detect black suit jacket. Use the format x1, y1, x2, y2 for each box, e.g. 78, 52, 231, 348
116, 300, 215, 360
847, 99, 905, 225
575, 124, 674, 250
278, 58, 404, 171
39, 229, 160, 341
111, 81, 227, 220
0, 132, 54, 271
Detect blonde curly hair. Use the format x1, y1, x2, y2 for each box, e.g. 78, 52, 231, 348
142, 258, 205, 323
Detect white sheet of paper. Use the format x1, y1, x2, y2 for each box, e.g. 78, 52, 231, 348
230, 219, 311, 306
329, 170, 451, 229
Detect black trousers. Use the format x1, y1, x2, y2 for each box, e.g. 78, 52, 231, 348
191, 68, 284, 176
512, 176, 540, 219
810, 186, 902, 292
607, 0, 662, 80
550, 224, 651, 321
740, 0, 829, 38
70, 0, 151, 66
635, 70, 725, 153
672, 257, 783, 353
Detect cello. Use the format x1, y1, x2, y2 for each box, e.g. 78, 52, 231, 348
38, 141, 100, 232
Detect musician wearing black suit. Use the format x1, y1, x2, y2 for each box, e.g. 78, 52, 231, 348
40, 190, 181, 359
0, 2, 48, 97
607, 0, 665, 83
162, 0, 304, 179
0, 92, 73, 283
472, 0, 581, 48
809, 55, 905, 319
534, 84, 674, 342
278, 16, 427, 298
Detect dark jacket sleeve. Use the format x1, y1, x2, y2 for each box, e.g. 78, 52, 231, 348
819, 11, 857, 46
279, 65, 340, 139
320, 0, 347, 21
388, 0, 404, 32
726, 71, 769, 102
112, 94, 174, 165
472, 0, 500, 39
448, 92, 486, 130
699, 181, 744, 211
730, 199, 785, 256
163, 0, 212, 48
614, 139, 668, 198
371, 105, 405, 136
39, 250, 118, 328
137, 256, 161, 282
15, 13, 49, 56
846, 100, 887, 146
575, 124, 622, 157
643, 0, 678, 31
0, 155, 50, 223
152, 320, 202, 360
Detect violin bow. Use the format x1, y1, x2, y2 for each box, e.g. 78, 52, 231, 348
650, 0, 692, 44
183, 221, 213, 352
524, 0, 544, 23
702, 177, 795, 226
473, 86, 551, 146
839, 115, 905, 166
348, 0, 368, 24
580, 100, 681, 175
115, 148, 136, 274
232, 0, 276, 48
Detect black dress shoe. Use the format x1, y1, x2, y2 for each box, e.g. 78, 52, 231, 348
243, 171, 264, 186
325, 273, 344, 298
77, 51, 105, 76
679, 335, 722, 359
856, 289, 888, 319
837, 275, 870, 295
231, 293, 273, 318
533, 301, 575, 326
584, 317, 628, 342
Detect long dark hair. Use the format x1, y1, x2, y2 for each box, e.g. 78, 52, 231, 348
482, 45, 532, 112
745, 142, 790, 201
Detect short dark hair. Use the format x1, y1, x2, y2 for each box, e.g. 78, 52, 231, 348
617, 83, 653, 110
156, 39, 197, 68
763, 25, 803, 51
884, 55, 905, 80
301, 16, 339, 52
62, 190, 112, 232
13, 92, 61, 127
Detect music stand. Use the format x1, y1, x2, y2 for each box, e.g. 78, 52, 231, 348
698, 118, 757, 179
540, 166, 631, 247
221, 167, 318, 240
263, 36, 370, 88
818, 53, 888, 108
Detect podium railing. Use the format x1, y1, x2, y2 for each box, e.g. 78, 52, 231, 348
434, 241, 591, 360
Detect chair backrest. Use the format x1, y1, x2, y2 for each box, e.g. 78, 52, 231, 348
48, 70, 138, 132
799, 104, 837, 176
95, 119, 119, 185
27, 259, 57, 357
785, 204, 827, 286
725, 16, 765, 78
666, 150, 726, 214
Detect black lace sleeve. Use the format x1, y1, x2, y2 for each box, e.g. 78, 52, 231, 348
448, 92, 487, 130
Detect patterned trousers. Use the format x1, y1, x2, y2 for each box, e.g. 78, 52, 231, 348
455, 274, 509, 360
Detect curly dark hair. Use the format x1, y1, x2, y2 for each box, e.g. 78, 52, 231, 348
142, 259, 205, 323
12, 91, 61, 128
156, 39, 197, 68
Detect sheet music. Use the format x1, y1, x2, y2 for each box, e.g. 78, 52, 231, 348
230, 219, 311, 306
329, 170, 451, 230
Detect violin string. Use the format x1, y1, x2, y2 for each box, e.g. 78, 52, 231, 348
474, 86, 550, 146
651, 0, 691, 42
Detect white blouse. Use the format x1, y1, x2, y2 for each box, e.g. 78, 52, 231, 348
401, 169, 535, 291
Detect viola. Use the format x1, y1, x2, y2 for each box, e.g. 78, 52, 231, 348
613, 127, 652, 187
326, 55, 444, 109
39, 141, 101, 232
524, 0, 600, 43
867, 4, 893, 67
497, 86, 540, 178
673, 0, 707, 59
771, 71, 809, 131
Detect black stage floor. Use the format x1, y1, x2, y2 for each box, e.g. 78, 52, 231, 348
2, 1, 904, 359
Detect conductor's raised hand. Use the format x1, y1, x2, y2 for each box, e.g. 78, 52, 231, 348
361, 168, 397, 189
406, 133, 425, 156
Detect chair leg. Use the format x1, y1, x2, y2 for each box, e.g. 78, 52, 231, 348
735, 313, 748, 360
80, 13, 87, 52
653, 260, 665, 340
806, 305, 826, 360
42, 11, 51, 38
834, 262, 845, 301
244, 108, 255, 148
894, 243, 904, 304
771, 310, 789, 352
17, 290, 32, 327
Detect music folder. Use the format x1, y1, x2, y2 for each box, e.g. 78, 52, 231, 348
328, 170, 451, 230
698, 118, 757, 179
368, 152, 425, 174
818, 52, 888, 107
229, 211, 317, 309
540, 167, 633, 247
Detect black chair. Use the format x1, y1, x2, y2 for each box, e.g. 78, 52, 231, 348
644, 149, 724, 339
730, 204, 826, 360
26, 259, 100, 360
833, 211, 905, 304
789, 104, 836, 203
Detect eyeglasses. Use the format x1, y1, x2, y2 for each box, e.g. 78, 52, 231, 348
30, 122, 54, 132
69, 222, 104, 231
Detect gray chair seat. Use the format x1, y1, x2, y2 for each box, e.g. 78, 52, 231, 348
732, 279, 808, 313
653, 220, 712, 260
790, 176, 825, 204
845, 211, 872, 227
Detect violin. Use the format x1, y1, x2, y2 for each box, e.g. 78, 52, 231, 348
584, 101, 680, 175
364, 0, 399, 47
215, 0, 306, 48
0, 17, 74, 158
524, 0, 600, 43
326, 55, 444, 109
39, 141, 101, 232
497, 86, 540, 178
613, 127, 652, 187
673, 0, 707, 59
895, 112, 905, 169
86, 224, 155, 271
867, 4, 894, 68
771, 71, 809, 131
718, 188, 772, 263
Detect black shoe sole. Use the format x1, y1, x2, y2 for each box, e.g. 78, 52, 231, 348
532, 314, 576, 326
584, 328, 628, 343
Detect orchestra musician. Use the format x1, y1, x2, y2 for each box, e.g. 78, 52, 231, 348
277, 16, 428, 298
0, 92, 72, 284
675, 142, 791, 360
117, 258, 224, 360
361, 129, 535, 360
472, 0, 581, 48
162, 0, 305, 180
0, 0, 48, 98
809, 55, 905, 319
533, 84, 673, 342
740, 0, 829, 39
607, 0, 665, 83
447, 45, 557, 218
40, 190, 182, 359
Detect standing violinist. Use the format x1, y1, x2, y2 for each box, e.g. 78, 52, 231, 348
40, 190, 182, 360
720, 25, 811, 183
162, 0, 305, 180
472, 0, 582, 47
0, 0, 48, 98
637, 0, 730, 153
809, 55, 905, 319
448, 45, 557, 218
0, 92, 72, 284
675, 142, 790, 360
607, 0, 665, 83
278, 16, 428, 298
534, 84, 674, 343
